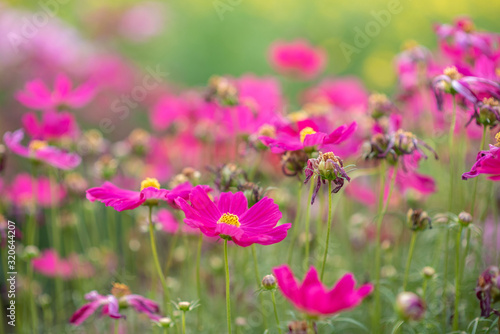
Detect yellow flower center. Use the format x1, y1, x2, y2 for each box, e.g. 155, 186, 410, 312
140, 177, 160, 191
287, 111, 308, 123
111, 283, 131, 298
258, 124, 276, 138
495, 132, 500, 147
483, 97, 499, 107
496, 68, 500, 78
28, 140, 48, 152
299, 127, 317, 143
443, 66, 462, 81
217, 213, 241, 227
462, 20, 475, 33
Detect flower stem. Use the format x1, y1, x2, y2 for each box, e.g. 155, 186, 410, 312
147, 206, 170, 312
373, 161, 398, 332
271, 290, 282, 334
287, 184, 303, 264
114, 319, 119, 334
304, 180, 315, 270
196, 234, 203, 329
403, 231, 417, 290
251, 244, 268, 328
320, 181, 333, 281
452, 224, 464, 331
224, 239, 232, 333
182, 311, 186, 334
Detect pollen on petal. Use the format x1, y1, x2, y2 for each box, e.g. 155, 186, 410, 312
217, 213, 241, 227
29, 140, 48, 152
299, 127, 317, 143
140, 177, 161, 191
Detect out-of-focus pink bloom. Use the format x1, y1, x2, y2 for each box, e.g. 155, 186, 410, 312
70, 284, 161, 326
119, 1, 166, 42
259, 120, 357, 154
86, 178, 169, 212
395, 43, 442, 92
16, 73, 95, 111
435, 17, 500, 64
273, 265, 373, 316
22, 111, 79, 140
463, 144, 500, 180
3, 129, 81, 170
6, 173, 66, 208
471, 55, 500, 82
32, 249, 94, 280
345, 178, 377, 207
176, 186, 290, 247
150, 94, 191, 132
302, 77, 369, 111
269, 40, 326, 80
156, 209, 199, 234
392, 153, 436, 196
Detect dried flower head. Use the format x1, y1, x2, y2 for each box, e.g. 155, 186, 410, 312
476, 266, 500, 317
407, 209, 432, 231
304, 152, 351, 204
206, 75, 239, 106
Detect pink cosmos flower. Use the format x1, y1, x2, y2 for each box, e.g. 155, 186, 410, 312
462, 144, 500, 180
32, 249, 94, 280
6, 173, 66, 208
165, 182, 211, 209
118, 1, 166, 42
259, 120, 357, 154
302, 77, 369, 111
3, 129, 81, 170
273, 265, 373, 316
86, 178, 169, 211
70, 284, 161, 326
16, 73, 95, 111
22, 111, 79, 140
435, 17, 500, 64
269, 40, 326, 80
175, 185, 291, 247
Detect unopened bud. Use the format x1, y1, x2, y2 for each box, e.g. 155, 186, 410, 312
261, 274, 277, 290
178, 301, 191, 312
422, 266, 435, 279
395, 292, 426, 321
458, 211, 472, 226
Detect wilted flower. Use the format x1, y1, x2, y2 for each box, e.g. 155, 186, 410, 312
304, 152, 351, 204
431, 66, 500, 112
16, 73, 95, 111
468, 97, 500, 127
395, 292, 426, 321
273, 265, 373, 317
70, 283, 161, 325
175, 185, 290, 247
407, 209, 432, 231
363, 129, 438, 164
476, 266, 500, 317
3, 129, 81, 170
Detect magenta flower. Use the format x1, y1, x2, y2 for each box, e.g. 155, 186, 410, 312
273, 265, 373, 317
175, 185, 291, 247
259, 120, 357, 154
268, 39, 326, 80
22, 111, 79, 140
462, 144, 500, 180
32, 249, 94, 280
86, 178, 169, 211
16, 73, 95, 111
303, 77, 369, 111
6, 173, 66, 208
156, 209, 199, 235
3, 129, 81, 170
70, 283, 161, 326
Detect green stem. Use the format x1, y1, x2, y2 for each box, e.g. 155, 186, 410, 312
320, 181, 333, 281
448, 96, 457, 212
271, 291, 282, 334
148, 206, 170, 312
27, 261, 38, 332
304, 180, 315, 270
287, 185, 303, 265
224, 239, 232, 333
114, 319, 119, 334
182, 311, 186, 334
453, 224, 464, 331
49, 170, 63, 321
403, 231, 417, 290
470, 125, 488, 216
373, 161, 398, 333
422, 278, 428, 299
196, 234, 203, 329
251, 245, 268, 328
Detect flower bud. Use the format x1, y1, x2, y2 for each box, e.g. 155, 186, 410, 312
422, 266, 436, 279
458, 211, 472, 226
178, 301, 191, 311
94, 154, 118, 180
261, 274, 277, 290
23, 245, 40, 260
395, 292, 426, 321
